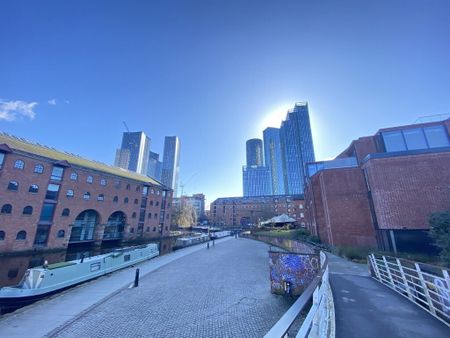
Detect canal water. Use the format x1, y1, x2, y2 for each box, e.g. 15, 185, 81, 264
0, 237, 177, 289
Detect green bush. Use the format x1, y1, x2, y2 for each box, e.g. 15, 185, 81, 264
336, 245, 371, 262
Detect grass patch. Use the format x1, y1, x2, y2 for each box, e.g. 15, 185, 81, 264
253, 229, 321, 244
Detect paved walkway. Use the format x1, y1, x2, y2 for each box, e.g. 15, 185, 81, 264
1, 238, 292, 337
328, 254, 449, 338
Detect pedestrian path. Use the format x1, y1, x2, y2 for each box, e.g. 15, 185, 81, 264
328, 254, 449, 338
0, 237, 233, 338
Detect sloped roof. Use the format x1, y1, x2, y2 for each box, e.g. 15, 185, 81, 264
0, 133, 163, 186
261, 214, 296, 225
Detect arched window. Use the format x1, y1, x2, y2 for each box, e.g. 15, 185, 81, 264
0, 231, 5, 240
14, 160, 25, 169
57, 230, 65, 238
22, 206, 33, 215
66, 189, 74, 198
8, 181, 19, 191
135, 186, 140, 192
34, 164, 44, 173
97, 194, 104, 201
70, 172, 78, 181
124, 197, 129, 204
149, 200, 154, 206
154, 213, 158, 219
126, 184, 131, 190
100, 179, 107, 186
29, 184, 39, 193
62, 208, 70, 216
113, 196, 118, 203
155, 201, 159, 206
16, 230, 26, 240
83, 192, 91, 200
1, 204, 12, 214
134, 198, 138, 204
148, 212, 152, 218
132, 212, 137, 219
87, 176, 93, 183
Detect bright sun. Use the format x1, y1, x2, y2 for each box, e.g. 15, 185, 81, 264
257, 103, 293, 132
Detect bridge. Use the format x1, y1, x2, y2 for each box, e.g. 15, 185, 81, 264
0, 237, 448, 337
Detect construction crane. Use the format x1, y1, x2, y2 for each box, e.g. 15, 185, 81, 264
123, 121, 130, 132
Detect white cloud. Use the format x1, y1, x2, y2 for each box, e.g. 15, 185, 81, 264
48, 98, 57, 105
0, 99, 37, 121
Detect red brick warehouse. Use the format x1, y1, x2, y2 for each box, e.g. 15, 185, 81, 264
0, 134, 173, 254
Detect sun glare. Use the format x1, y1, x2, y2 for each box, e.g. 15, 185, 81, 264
257, 103, 293, 134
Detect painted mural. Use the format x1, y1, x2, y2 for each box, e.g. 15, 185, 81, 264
269, 251, 319, 296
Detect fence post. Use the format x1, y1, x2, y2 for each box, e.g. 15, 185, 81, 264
369, 254, 381, 280
382, 256, 395, 286
134, 268, 140, 287
415, 263, 436, 315
396, 258, 413, 300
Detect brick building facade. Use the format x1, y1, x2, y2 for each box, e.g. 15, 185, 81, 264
305, 118, 450, 252
0, 134, 172, 254
210, 195, 306, 227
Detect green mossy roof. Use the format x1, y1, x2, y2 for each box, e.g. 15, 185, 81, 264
0, 133, 163, 186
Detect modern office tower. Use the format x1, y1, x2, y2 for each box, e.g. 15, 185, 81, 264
246, 139, 264, 166
242, 165, 272, 197
147, 151, 162, 181
115, 132, 151, 175
161, 136, 181, 196
280, 102, 315, 195
263, 127, 285, 195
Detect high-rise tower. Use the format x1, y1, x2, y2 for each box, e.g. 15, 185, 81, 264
115, 131, 151, 175
280, 102, 315, 194
147, 151, 162, 181
161, 136, 180, 196
263, 127, 285, 195
246, 139, 264, 166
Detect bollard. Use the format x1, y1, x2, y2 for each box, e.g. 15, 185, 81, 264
213, 239, 215, 246
134, 268, 140, 287
207, 241, 210, 249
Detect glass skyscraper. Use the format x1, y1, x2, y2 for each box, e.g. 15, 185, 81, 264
246, 138, 264, 166
280, 102, 315, 194
161, 136, 181, 196
147, 151, 162, 181
115, 131, 151, 175
242, 165, 272, 197
263, 127, 285, 195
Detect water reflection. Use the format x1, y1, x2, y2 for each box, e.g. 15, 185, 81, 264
0, 237, 176, 288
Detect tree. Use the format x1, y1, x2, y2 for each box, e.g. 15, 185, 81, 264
172, 198, 198, 228
428, 210, 450, 267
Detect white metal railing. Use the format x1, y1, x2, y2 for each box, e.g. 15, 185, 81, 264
264, 251, 335, 338
368, 254, 450, 326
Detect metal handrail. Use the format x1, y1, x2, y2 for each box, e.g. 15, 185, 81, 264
369, 254, 450, 326
265, 252, 333, 338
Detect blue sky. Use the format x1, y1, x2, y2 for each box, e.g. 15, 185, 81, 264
1, 0, 450, 207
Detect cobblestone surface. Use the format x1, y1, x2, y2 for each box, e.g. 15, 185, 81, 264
52, 238, 294, 338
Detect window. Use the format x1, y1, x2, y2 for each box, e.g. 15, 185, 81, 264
424, 125, 450, 148
124, 197, 129, 204
146, 227, 150, 232
23, 206, 33, 215
148, 212, 152, 218
51, 166, 64, 181
300, 212, 304, 218
154, 213, 158, 219
115, 180, 121, 189
0, 231, 4, 240
132, 212, 137, 219
403, 128, 427, 150
153, 227, 156, 232
70, 172, 78, 181
130, 227, 134, 233
300, 204, 304, 209
155, 201, 159, 207
134, 198, 138, 204
100, 178, 107, 186
142, 186, 148, 196
34, 164, 44, 173
136, 186, 140, 192
1, 204, 12, 214
16, 230, 26, 240
29, 184, 39, 193
62, 208, 70, 217
57, 230, 65, 238
45, 184, 60, 200
97, 194, 104, 201
383, 131, 406, 152
39, 203, 56, 221
113, 196, 118, 203
149, 200, 153, 206
83, 192, 91, 200
7, 181, 19, 191
87, 176, 93, 183
66, 189, 74, 198
157, 190, 160, 195
126, 184, 131, 190
0, 153, 5, 169
14, 160, 25, 170
151, 189, 154, 194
